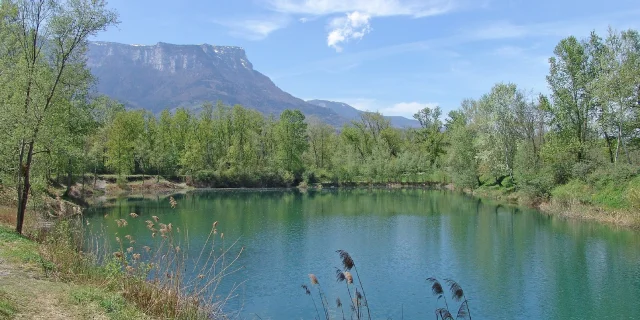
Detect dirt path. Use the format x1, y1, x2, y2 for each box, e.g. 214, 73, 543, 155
1, 264, 100, 319
0, 226, 149, 320
0, 260, 107, 319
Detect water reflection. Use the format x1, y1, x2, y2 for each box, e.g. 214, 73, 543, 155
85, 189, 640, 320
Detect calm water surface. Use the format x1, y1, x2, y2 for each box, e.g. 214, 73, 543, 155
85, 189, 640, 320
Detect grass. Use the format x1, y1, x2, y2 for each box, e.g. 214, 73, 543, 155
68, 287, 148, 320
0, 224, 140, 319
0, 224, 41, 264
544, 175, 640, 229
455, 172, 640, 229
551, 175, 640, 210
0, 290, 17, 320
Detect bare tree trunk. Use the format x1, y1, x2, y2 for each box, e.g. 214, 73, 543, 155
81, 163, 85, 196
64, 158, 72, 196
604, 131, 615, 163
16, 141, 34, 235
621, 133, 632, 165
15, 141, 25, 233
615, 125, 621, 164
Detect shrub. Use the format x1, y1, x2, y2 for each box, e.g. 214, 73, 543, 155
627, 176, 640, 209
279, 170, 295, 187
586, 163, 639, 189
551, 180, 591, 207
571, 161, 599, 182
302, 170, 319, 185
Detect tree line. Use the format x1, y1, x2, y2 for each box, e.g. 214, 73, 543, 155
89, 24, 640, 197
1, 0, 639, 234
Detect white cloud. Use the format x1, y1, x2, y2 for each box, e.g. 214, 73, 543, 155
263, 0, 456, 50
214, 15, 290, 40
327, 11, 371, 52
268, 0, 455, 17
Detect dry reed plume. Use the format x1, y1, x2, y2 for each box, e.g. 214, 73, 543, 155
37, 195, 245, 320
427, 277, 472, 320
303, 251, 473, 319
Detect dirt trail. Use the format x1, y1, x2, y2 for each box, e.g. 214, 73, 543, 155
0, 237, 108, 319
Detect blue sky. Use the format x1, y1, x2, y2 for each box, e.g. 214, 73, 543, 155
95, 0, 640, 118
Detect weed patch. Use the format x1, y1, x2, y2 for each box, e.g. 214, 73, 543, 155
0, 290, 17, 319
69, 287, 146, 320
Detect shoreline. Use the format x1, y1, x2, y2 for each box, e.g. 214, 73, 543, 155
79, 178, 640, 230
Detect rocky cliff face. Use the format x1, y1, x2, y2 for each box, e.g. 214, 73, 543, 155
87, 41, 342, 124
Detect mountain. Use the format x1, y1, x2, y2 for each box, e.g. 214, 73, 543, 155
86, 41, 344, 125
306, 100, 421, 128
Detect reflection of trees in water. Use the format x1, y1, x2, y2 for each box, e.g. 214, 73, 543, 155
83, 189, 640, 320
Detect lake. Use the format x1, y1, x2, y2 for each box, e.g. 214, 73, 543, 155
84, 188, 640, 320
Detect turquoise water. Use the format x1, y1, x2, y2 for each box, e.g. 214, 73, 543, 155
85, 189, 640, 319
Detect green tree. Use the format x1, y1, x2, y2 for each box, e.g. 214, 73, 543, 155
86, 96, 125, 178
276, 109, 308, 175
154, 110, 178, 176
136, 112, 157, 176
595, 28, 640, 164
445, 102, 479, 188
105, 111, 143, 176
413, 106, 445, 166
305, 117, 335, 170
0, 0, 118, 234
474, 83, 526, 182
546, 35, 597, 162
181, 103, 215, 174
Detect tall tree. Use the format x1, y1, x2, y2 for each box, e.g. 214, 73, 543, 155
0, 0, 118, 234
595, 28, 640, 163
474, 83, 526, 181
546, 35, 597, 162
413, 106, 445, 166
445, 101, 479, 188
154, 110, 178, 175
105, 111, 143, 176
305, 117, 335, 170
276, 109, 308, 175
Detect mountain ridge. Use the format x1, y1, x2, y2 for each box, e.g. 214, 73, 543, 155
87, 41, 418, 127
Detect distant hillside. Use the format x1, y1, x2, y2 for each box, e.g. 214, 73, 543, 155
306, 100, 421, 128
86, 41, 346, 125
